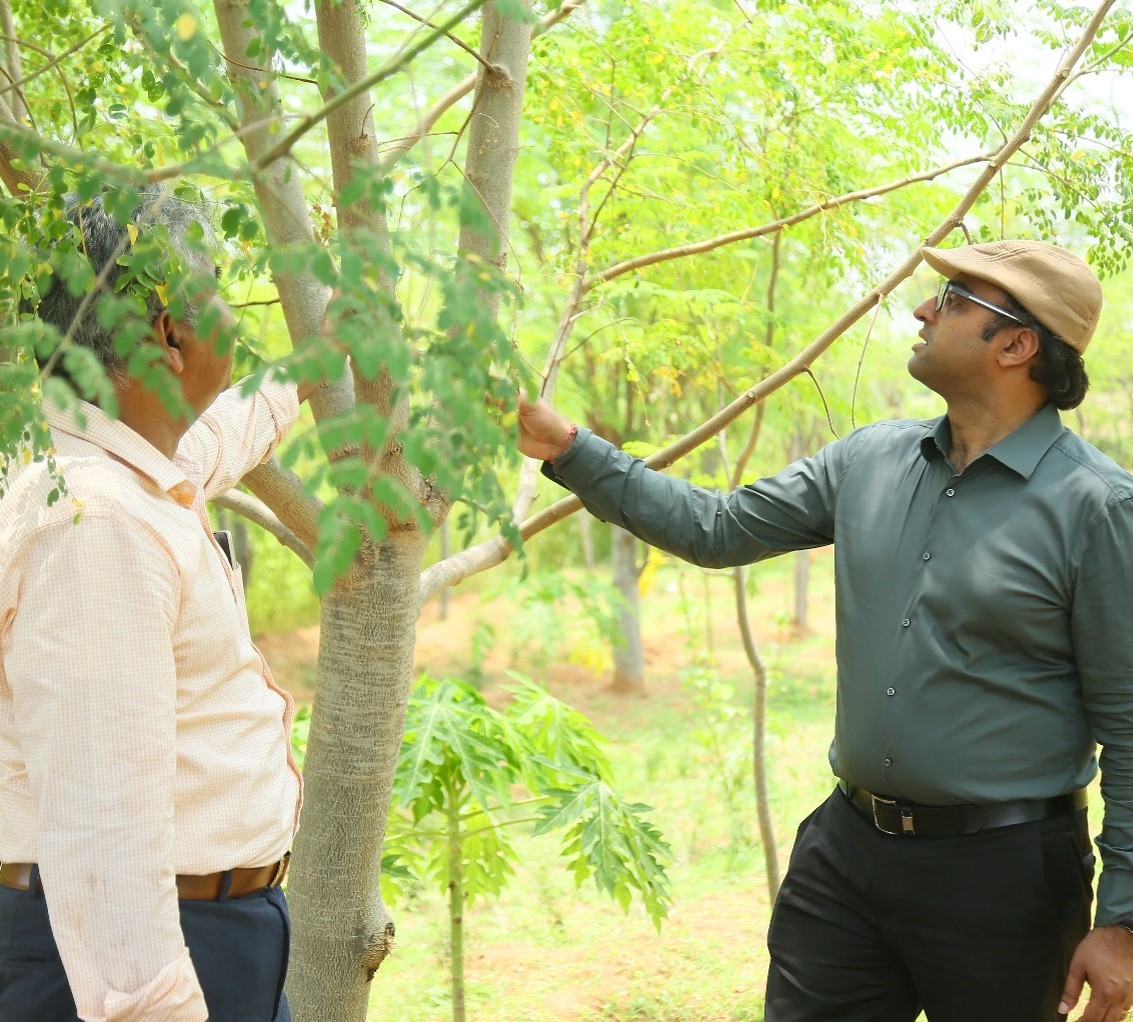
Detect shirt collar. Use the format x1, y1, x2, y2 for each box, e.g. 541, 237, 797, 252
45, 399, 197, 506
919, 403, 1065, 480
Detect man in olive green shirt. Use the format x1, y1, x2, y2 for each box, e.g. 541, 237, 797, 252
519, 240, 1133, 1022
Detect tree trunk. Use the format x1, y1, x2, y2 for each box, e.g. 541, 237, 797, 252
734, 566, 780, 900
446, 787, 466, 1022
788, 431, 811, 635
578, 513, 595, 571
285, 533, 428, 1022
792, 549, 809, 635
610, 525, 644, 694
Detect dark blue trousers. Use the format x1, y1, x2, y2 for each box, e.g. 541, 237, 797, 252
0, 874, 291, 1022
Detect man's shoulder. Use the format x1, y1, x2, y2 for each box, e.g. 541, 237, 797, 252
0, 449, 164, 549
835, 417, 937, 457
1047, 430, 1133, 503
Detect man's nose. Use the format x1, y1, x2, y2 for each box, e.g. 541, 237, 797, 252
912, 296, 935, 324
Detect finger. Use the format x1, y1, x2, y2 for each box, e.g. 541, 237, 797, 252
1076, 989, 1121, 1022
1061, 963, 1086, 1017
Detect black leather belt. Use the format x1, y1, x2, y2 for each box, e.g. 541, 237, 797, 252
838, 780, 1088, 837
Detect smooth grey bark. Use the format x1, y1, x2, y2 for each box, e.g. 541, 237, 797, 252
459, 2, 532, 283
287, 534, 428, 1022
611, 525, 644, 694
280, 4, 533, 1021
0, 0, 28, 129
793, 549, 810, 633
578, 513, 595, 571
733, 565, 780, 898
787, 431, 811, 634
212, 0, 352, 430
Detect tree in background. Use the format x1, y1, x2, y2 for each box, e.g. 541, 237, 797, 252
3, 3, 1133, 1022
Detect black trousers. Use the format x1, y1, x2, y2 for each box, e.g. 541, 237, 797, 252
765, 787, 1094, 1022
0, 876, 291, 1022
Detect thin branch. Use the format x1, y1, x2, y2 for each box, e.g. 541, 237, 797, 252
0, 27, 109, 101
378, 0, 589, 174
375, 0, 490, 71
587, 153, 993, 290
210, 42, 319, 85
1055, 28, 1133, 103
211, 488, 314, 568
250, 0, 490, 173
0, 118, 232, 187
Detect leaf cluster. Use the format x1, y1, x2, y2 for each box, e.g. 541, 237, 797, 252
384, 672, 672, 928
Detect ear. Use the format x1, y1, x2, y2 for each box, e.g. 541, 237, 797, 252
152, 309, 185, 375
997, 326, 1040, 369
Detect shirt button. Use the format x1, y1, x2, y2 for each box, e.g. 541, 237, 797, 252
901, 618, 911, 627
883, 757, 893, 767
886, 688, 896, 696
922, 552, 931, 560
946, 488, 956, 497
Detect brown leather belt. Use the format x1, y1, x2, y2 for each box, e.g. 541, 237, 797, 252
839, 781, 1088, 837
0, 854, 290, 900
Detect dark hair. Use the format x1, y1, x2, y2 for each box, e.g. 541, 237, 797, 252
25, 186, 217, 380
980, 294, 1089, 411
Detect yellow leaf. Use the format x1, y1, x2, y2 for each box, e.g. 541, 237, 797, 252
155, 282, 170, 305
174, 13, 198, 41
126, 224, 139, 245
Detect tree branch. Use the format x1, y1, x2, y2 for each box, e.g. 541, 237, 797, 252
211, 487, 314, 567
213, 0, 353, 429
587, 153, 993, 290
378, 0, 589, 175
0, 26, 109, 101
418, 0, 1120, 603
250, 0, 491, 174
376, 0, 491, 72
238, 457, 323, 554
315, 0, 402, 427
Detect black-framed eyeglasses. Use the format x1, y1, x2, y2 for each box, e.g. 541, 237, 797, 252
935, 280, 1025, 324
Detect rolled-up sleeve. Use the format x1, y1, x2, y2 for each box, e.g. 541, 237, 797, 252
175, 377, 301, 500
1073, 494, 1133, 925
7, 514, 207, 1022
548, 427, 848, 567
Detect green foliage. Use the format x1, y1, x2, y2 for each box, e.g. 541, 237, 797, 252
385, 672, 672, 921
483, 568, 626, 674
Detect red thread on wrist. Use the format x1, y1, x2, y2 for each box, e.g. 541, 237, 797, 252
553, 423, 578, 462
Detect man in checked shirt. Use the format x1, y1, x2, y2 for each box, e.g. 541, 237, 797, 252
0, 189, 323, 1021
520, 240, 1133, 1022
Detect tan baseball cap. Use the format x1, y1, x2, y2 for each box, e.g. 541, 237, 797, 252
921, 240, 1103, 352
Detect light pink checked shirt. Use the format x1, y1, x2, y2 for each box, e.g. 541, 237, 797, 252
0, 378, 304, 1022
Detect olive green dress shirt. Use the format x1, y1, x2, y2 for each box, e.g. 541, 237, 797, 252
547, 403, 1133, 925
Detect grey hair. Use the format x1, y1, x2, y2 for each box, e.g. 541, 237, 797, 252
29, 186, 218, 378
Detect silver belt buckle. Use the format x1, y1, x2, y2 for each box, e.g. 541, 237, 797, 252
871, 794, 916, 836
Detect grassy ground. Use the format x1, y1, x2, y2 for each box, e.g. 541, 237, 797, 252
372, 552, 835, 1022
265, 549, 1101, 1022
